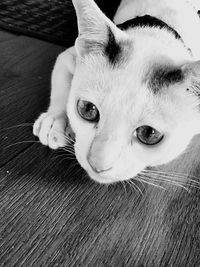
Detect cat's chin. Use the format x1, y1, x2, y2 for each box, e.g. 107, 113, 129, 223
89, 175, 119, 184
86, 169, 135, 184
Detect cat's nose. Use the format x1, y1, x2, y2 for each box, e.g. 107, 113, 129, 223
90, 164, 112, 174
87, 134, 121, 174
87, 157, 112, 174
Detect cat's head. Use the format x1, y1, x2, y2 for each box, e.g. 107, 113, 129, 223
67, 0, 200, 184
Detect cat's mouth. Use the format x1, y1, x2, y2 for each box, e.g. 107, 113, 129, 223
86, 167, 134, 184
88, 171, 120, 184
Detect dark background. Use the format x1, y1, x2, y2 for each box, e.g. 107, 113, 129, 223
0, 0, 121, 46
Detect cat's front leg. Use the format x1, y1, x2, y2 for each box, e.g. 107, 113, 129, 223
33, 46, 76, 149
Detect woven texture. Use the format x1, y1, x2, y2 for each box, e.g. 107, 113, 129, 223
0, 0, 120, 47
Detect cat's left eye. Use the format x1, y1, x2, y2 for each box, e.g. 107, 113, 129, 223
135, 125, 164, 145
77, 100, 100, 122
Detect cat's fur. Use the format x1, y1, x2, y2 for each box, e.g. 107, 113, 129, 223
33, 0, 200, 184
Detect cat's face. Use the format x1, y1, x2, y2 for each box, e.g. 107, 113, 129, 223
67, 0, 200, 184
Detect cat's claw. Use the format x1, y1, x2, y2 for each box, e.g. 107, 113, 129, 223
33, 112, 68, 149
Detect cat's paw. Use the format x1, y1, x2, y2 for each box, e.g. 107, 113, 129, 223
33, 112, 68, 149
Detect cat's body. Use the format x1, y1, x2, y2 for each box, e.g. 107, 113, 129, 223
33, 0, 200, 184
115, 0, 200, 58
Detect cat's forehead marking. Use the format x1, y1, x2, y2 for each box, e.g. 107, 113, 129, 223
104, 27, 121, 66
146, 65, 185, 94
104, 27, 131, 66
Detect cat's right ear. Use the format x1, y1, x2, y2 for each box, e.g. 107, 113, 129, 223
182, 60, 200, 82
181, 60, 200, 95
72, 0, 125, 58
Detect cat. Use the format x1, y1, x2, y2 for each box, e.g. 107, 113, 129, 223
33, 0, 200, 184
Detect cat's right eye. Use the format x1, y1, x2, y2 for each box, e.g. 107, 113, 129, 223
77, 99, 100, 123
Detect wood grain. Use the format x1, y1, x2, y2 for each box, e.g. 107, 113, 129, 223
0, 32, 200, 267
0, 36, 63, 166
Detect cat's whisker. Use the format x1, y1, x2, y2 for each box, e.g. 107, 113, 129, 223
54, 152, 76, 162
53, 129, 75, 144
59, 148, 75, 155
162, 175, 200, 187
121, 181, 128, 196
128, 179, 144, 196
55, 149, 76, 157
151, 169, 199, 180
136, 176, 167, 191
153, 176, 200, 189
60, 148, 75, 156
142, 171, 185, 183
126, 180, 136, 194
4, 140, 41, 149
63, 141, 74, 146
126, 180, 143, 196
54, 154, 76, 161
147, 175, 190, 192
56, 151, 75, 158
59, 144, 75, 152
140, 172, 194, 192
142, 169, 199, 181
146, 172, 200, 189
61, 145, 75, 151
127, 180, 139, 193
182, 181, 200, 189
60, 152, 75, 159
61, 137, 75, 145
63, 135, 75, 144
63, 145, 75, 151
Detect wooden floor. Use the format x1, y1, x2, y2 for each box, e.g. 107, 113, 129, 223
0, 30, 200, 267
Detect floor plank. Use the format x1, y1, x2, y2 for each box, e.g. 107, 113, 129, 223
0, 35, 64, 166
0, 30, 18, 43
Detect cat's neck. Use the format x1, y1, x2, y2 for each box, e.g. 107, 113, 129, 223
114, 0, 200, 59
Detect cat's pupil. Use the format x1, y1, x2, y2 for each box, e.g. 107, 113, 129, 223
85, 103, 95, 113
136, 125, 164, 145
77, 100, 99, 122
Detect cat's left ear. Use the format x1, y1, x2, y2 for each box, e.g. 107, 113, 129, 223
72, 0, 125, 58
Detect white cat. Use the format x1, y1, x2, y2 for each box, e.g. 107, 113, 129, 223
33, 0, 200, 184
